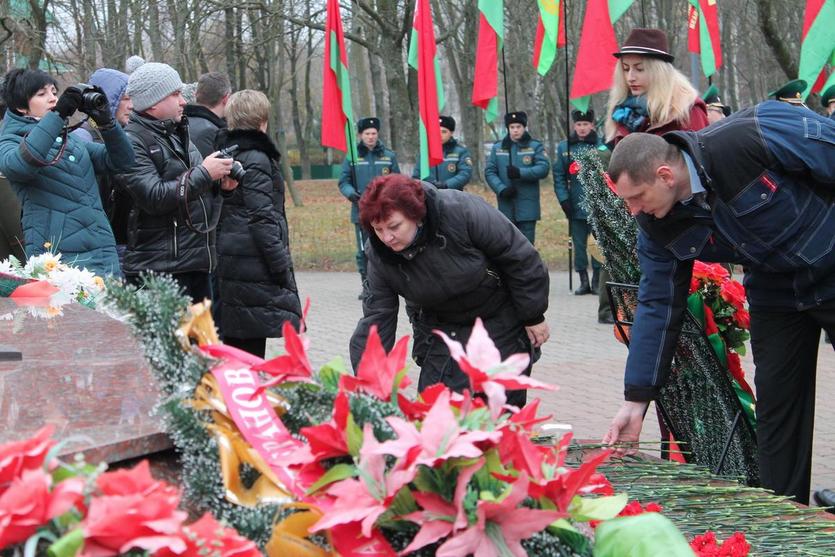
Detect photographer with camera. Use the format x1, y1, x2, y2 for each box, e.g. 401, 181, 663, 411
213, 90, 301, 357
121, 62, 238, 302
0, 68, 135, 276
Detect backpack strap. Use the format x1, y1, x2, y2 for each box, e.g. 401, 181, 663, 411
125, 124, 165, 175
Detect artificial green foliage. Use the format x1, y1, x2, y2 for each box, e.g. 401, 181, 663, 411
107, 274, 278, 547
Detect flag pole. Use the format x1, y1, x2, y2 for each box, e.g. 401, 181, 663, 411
500, 45, 510, 116
564, 0, 573, 292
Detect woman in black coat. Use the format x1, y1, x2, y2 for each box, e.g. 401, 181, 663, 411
215, 90, 301, 357
349, 174, 551, 408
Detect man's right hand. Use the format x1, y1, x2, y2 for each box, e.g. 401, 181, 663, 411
560, 200, 572, 219
603, 401, 649, 456
202, 152, 234, 181
347, 190, 361, 203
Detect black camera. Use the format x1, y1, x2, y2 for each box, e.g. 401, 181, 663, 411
74, 83, 108, 114
217, 144, 247, 182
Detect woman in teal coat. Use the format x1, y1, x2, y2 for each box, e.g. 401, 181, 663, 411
0, 69, 134, 276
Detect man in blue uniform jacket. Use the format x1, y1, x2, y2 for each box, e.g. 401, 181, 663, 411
554, 108, 608, 295
412, 115, 472, 190
338, 117, 400, 297
485, 111, 550, 244
602, 101, 835, 506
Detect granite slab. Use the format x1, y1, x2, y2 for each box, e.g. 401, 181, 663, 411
0, 298, 171, 462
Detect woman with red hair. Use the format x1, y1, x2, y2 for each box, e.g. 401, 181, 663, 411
349, 175, 551, 407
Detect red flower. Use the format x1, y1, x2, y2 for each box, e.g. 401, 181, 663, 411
96, 460, 179, 498
340, 326, 410, 400
703, 304, 719, 336
720, 281, 746, 312
528, 450, 612, 513
295, 391, 351, 465
251, 321, 314, 394
155, 513, 261, 557
690, 530, 750, 557
568, 161, 580, 175
692, 261, 730, 285
0, 425, 54, 491
82, 490, 188, 556
436, 473, 563, 557
435, 318, 556, 418
0, 468, 84, 547
735, 308, 750, 329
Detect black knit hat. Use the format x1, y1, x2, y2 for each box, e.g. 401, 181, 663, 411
357, 117, 380, 132
572, 109, 595, 123
439, 115, 455, 132
614, 28, 674, 63
504, 111, 528, 127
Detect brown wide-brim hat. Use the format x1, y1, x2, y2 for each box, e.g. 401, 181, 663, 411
614, 28, 675, 63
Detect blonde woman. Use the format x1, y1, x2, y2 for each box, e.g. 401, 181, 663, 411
605, 28, 708, 145
214, 90, 301, 357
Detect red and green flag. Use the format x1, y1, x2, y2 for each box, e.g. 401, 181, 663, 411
408, 0, 444, 178
321, 0, 357, 163
569, 0, 635, 113
472, 0, 503, 122
687, 0, 723, 78
799, 0, 835, 98
532, 0, 566, 76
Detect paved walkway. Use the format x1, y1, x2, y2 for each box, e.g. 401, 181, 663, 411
270, 271, 835, 500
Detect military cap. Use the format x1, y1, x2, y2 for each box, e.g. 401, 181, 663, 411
768, 79, 808, 105
821, 84, 835, 108
439, 115, 456, 132
572, 109, 595, 123
702, 85, 731, 117
357, 117, 380, 132
504, 111, 528, 127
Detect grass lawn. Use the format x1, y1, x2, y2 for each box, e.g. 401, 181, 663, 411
286, 180, 574, 271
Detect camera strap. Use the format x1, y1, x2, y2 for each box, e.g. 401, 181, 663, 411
176, 168, 221, 235
19, 125, 71, 168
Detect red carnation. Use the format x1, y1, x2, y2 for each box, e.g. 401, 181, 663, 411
569, 161, 580, 175
720, 281, 746, 312
0, 425, 54, 491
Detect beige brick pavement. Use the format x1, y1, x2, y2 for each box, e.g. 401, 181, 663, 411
270, 271, 835, 501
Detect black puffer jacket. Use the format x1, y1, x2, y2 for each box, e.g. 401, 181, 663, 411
214, 128, 301, 338
183, 104, 226, 158
349, 185, 550, 386
121, 112, 220, 275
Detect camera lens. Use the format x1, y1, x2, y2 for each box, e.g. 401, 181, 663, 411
229, 161, 246, 182
83, 91, 108, 112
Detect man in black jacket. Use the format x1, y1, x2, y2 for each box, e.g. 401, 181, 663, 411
184, 72, 231, 157
121, 62, 238, 302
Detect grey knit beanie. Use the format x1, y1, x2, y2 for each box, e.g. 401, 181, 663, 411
125, 55, 146, 74
126, 62, 183, 112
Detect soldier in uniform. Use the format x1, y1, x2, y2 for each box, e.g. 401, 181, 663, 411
554, 109, 608, 295
411, 115, 472, 190
822, 83, 835, 119
768, 79, 808, 107
485, 111, 550, 244
338, 117, 400, 298
702, 85, 731, 125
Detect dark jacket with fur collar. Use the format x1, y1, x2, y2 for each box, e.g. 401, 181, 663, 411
214, 128, 301, 338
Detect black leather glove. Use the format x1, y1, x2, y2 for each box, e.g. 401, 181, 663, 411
435, 181, 448, 189
85, 87, 115, 131
499, 185, 517, 199
347, 190, 361, 203
53, 87, 83, 119
560, 200, 572, 218
506, 165, 521, 179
